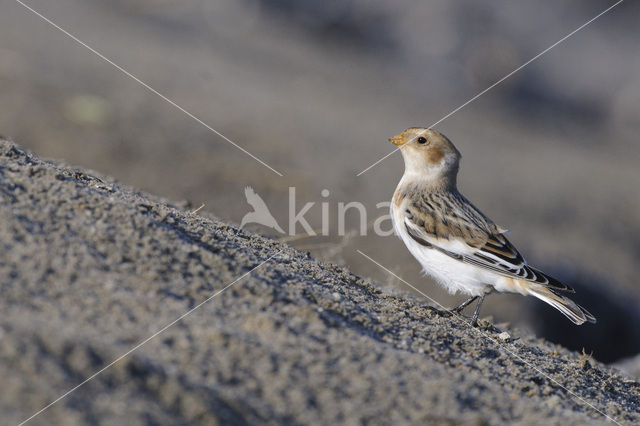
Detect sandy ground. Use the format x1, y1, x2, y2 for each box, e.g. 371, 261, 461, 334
2, 139, 640, 425
1, 1, 640, 363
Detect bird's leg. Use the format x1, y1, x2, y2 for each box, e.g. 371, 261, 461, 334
450, 295, 478, 314
470, 294, 486, 327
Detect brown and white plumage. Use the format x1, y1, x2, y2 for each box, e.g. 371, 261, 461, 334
390, 128, 595, 325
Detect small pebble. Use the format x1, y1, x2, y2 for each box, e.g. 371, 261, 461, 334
498, 331, 511, 341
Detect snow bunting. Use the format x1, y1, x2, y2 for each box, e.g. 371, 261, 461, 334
390, 127, 596, 326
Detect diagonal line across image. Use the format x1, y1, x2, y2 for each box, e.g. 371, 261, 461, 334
356, 249, 622, 425
6, 0, 631, 424
356, 0, 625, 177
14, 0, 285, 177
18, 252, 282, 426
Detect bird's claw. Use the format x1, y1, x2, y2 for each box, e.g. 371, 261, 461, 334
423, 306, 451, 317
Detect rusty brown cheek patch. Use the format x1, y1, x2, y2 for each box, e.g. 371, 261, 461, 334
392, 191, 404, 207
427, 147, 445, 164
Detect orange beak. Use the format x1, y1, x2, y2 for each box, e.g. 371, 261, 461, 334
389, 134, 405, 146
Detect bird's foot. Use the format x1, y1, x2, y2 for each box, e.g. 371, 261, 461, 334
424, 305, 451, 317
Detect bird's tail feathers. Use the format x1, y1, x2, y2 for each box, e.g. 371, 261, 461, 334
527, 285, 596, 325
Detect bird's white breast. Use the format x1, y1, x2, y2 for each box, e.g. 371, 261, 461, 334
390, 199, 494, 297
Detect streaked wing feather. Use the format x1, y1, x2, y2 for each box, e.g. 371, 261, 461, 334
403, 192, 573, 293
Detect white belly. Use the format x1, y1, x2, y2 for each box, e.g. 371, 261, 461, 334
391, 203, 496, 297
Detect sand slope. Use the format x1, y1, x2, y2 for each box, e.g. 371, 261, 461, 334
1, 139, 639, 425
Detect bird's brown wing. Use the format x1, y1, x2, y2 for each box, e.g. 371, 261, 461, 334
403, 191, 573, 292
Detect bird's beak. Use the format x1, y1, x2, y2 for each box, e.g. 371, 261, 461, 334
389, 134, 405, 146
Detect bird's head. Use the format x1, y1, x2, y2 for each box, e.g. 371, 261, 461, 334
389, 127, 461, 186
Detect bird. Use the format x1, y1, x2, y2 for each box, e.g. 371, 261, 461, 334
389, 127, 596, 326
240, 186, 285, 234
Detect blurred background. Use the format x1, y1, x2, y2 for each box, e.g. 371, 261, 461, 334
1, 0, 639, 364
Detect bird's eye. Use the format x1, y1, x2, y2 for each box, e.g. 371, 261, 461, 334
417, 137, 427, 144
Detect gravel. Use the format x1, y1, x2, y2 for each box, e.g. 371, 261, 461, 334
1, 138, 639, 425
